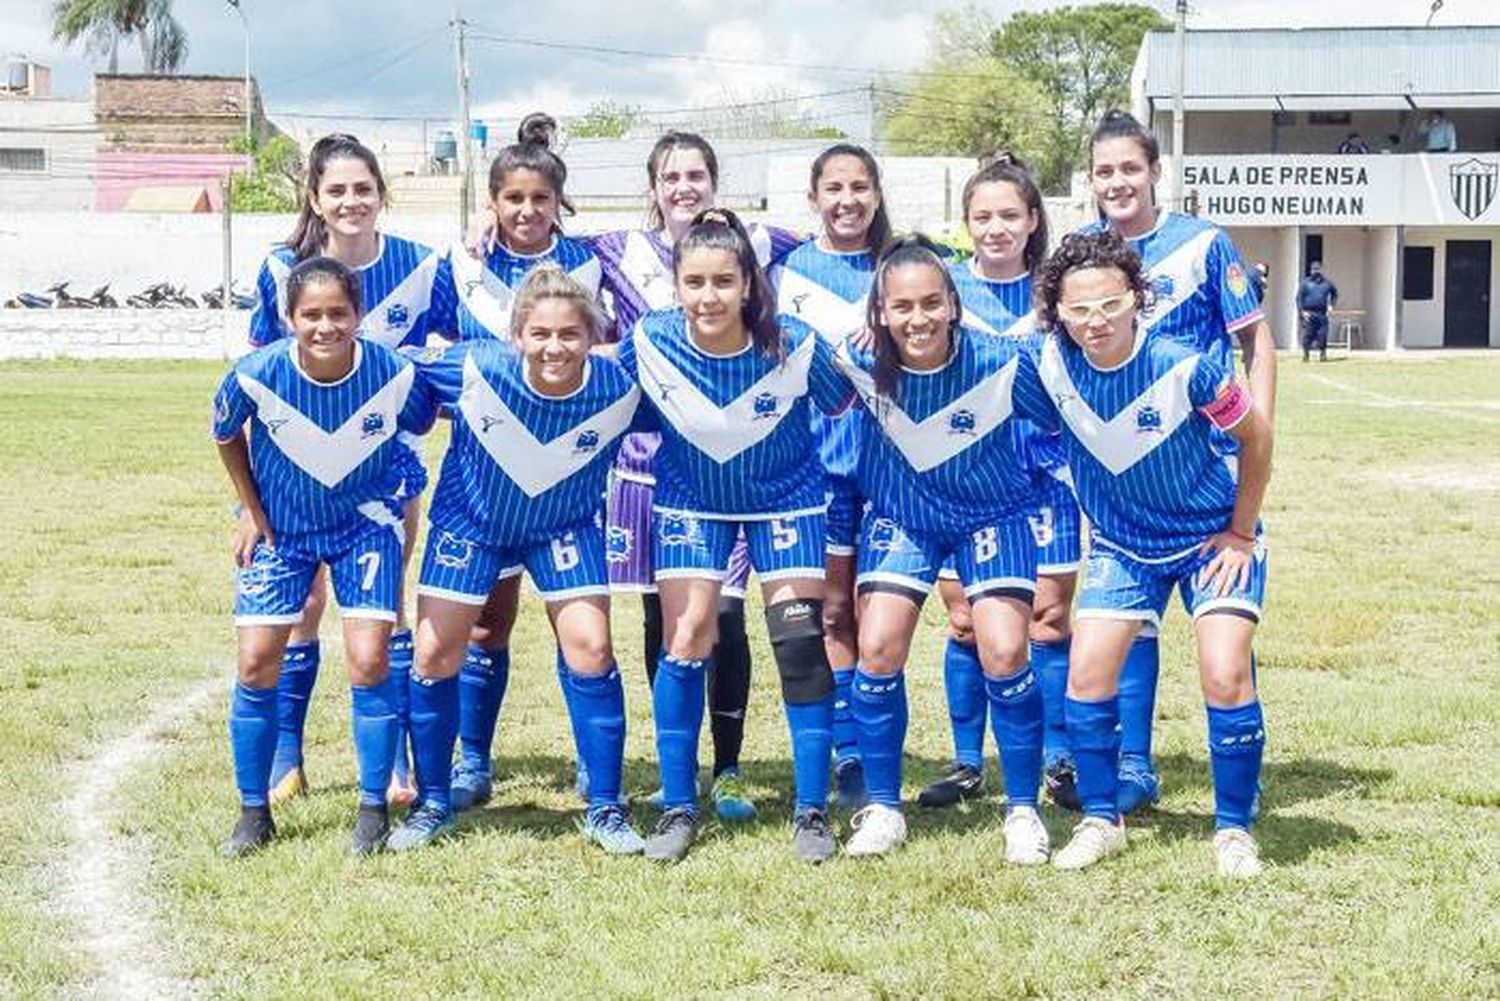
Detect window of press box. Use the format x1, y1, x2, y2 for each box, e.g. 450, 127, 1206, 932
0, 147, 46, 172
1403, 246, 1435, 301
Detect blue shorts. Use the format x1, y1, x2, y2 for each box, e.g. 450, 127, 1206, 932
418, 517, 609, 604
856, 507, 1037, 605
607, 477, 753, 597
1076, 532, 1268, 631
1028, 475, 1083, 576
824, 477, 862, 557
235, 529, 403, 626
653, 508, 825, 586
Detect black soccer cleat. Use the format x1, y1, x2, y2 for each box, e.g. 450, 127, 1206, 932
916, 761, 986, 809
349, 804, 390, 856
221, 806, 275, 858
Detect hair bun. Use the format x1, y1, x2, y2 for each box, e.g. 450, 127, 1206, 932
517, 112, 557, 149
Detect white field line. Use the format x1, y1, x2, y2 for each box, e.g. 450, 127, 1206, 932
60, 677, 221, 1001
1304, 372, 1500, 425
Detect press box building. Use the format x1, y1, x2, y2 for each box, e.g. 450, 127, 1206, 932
1132, 25, 1500, 350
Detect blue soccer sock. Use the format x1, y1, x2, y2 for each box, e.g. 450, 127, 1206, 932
1207, 700, 1266, 830
408, 674, 459, 815
270, 640, 320, 784
831, 665, 860, 765
388, 630, 414, 787
652, 653, 707, 810
458, 645, 510, 774
943, 638, 986, 770
565, 662, 626, 810
350, 680, 398, 808
785, 694, 834, 811
230, 682, 279, 808
852, 668, 907, 808
556, 649, 588, 763
1032, 638, 1072, 767
1118, 632, 1160, 766
985, 666, 1044, 809
1066, 695, 1122, 822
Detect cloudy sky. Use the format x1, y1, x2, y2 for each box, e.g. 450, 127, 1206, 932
4, 0, 1498, 131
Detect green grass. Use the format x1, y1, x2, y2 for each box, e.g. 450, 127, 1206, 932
2, 355, 1498, 999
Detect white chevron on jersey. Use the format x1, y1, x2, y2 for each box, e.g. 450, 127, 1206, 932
618, 231, 677, 312
456, 354, 640, 497
835, 347, 1019, 473
633, 326, 815, 463
360, 251, 440, 347
1039, 337, 1199, 475
962, 308, 1036, 340
451, 248, 517, 335
776, 269, 868, 341
266, 253, 293, 327
236, 357, 416, 489
1140, 228, 1217, 333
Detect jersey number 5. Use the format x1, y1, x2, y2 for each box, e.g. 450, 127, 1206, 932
770, 518, 799, 552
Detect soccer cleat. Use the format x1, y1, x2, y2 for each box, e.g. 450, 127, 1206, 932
792, 808, 836, 864
1214, 828, 1264, 878
220, 806, 275, 858
268, 765, 308, 808
711, 768, 758, 823
1116, 756, 1161, 815
1052, 817, 1127, 870
1002, 806, 1051, 866
834, 758, 869, 811
349, 804, 389, 856
1045, 758, 1082, 812
386, 802, 455, 852
643, 807, 699, 863
845, 804, 907, 857
449, 761, 493, 813
916, 761, 985, 809
581, 804, 646, 855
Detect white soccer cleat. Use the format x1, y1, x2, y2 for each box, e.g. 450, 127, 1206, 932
1213, 827, 1264, 878
1002, 806, 1050, 866
1052, 816, 1126, 870
845, 803, 907, 857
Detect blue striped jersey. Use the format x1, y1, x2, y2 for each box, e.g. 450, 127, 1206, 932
446, 235, 602, 341
768, 242, 876, 481
588, 223, 804, 483
616, 309, 851, 519
1077, 212, 1263, 369
248, 234, 455, 349
1024, 329, 1247, 560
836, 329, 1052, 536
211, 339, 434, 554
413, 340, 640, 547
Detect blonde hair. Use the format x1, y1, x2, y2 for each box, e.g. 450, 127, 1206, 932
510, 263, 607, 341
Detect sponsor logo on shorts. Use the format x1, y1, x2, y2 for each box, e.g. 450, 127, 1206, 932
236, 565, 271, 597
432, 531, 475, 570
864, 517, 901, 552
605, 525, 633, 562
658, 512, 700, 546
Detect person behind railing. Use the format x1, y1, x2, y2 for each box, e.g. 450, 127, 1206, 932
1421, 110, 1458, 152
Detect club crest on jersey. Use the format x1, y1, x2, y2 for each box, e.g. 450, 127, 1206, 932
432, 532, 474, 570
1152, 275, 1175, 300
385, 304, 410, 329
948, 409, 977, 436
864, 517, 902, 552
1135, 406, 1164, 433
360, 412, 387, 439
658, 512, 700, 546
480, 413, 505, 434
574, 429, 601, 453
753, 392, 779, 420
605, 525, 633, 563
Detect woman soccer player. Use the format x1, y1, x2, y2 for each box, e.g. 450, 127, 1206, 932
1079, 110, 1277, 813
1023, 230, 1273, 876
768, 143, 893, 809
833, 237, 1051, 862
588, 131, 803, 822
215, 257, 437, 856
387, 265, 646, 854
443, 112, 607, 812
918, 155, 1083, 812
616, 209, 851, 864
247, 134, 452, 808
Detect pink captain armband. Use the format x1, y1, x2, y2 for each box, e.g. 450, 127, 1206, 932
1199, 380, 1252, 430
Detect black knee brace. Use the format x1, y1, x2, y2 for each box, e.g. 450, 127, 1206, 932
643, 592, 664, 686
765, 599, 833, 704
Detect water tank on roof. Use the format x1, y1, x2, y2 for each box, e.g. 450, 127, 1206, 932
5, 56, 29, 91
469, 120, 488, 149
434, 130, 457, 163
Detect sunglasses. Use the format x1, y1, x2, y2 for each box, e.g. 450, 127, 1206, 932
1057, 293, 1135, 324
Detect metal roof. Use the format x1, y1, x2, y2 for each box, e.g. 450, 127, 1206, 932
1137, 27, 1500, 106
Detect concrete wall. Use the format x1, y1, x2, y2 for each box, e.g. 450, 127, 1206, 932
0, 97, 96, 211
1403, 226, 1500, 348
0, 309, 251, 360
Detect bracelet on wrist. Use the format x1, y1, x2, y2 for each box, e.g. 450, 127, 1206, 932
1227, 528, 1256, 544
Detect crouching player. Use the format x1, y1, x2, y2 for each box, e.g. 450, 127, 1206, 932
388, 265, 646, 854
213, 257, 437, 856
1024, 231, 1273, 876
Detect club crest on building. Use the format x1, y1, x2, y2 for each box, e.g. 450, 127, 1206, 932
1449, 158, 1498, 220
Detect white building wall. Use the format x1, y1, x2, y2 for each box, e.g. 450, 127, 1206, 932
1403, 226, 1500, 348
0, 97, 96, 211
1365, 227, 1401, 351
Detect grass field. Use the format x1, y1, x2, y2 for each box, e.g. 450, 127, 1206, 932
1, 354, 1497, 999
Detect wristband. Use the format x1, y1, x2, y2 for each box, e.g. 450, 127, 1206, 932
1227, 528, 1256, 544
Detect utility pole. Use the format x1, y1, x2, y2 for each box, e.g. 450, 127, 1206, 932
866, 81, 877, 149
453, 6, 473, 235
1171, 0, 1188, 211
226, 0, 251, 148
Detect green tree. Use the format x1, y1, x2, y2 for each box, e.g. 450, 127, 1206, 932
51, 0, 188, 75
992, 3, 1169, 190
228, 135, 300, 212
570, 100, 643, 139
881, 58, 1050, 166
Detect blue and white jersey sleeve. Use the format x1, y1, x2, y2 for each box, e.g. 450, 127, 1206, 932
806, 323, 855, 416
247, 248, 296, 347
450, 235, 603, 342
212, 367, 257, 441
1205, 229, 1264, 334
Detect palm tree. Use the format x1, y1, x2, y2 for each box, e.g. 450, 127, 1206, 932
52, 0, 189, 75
